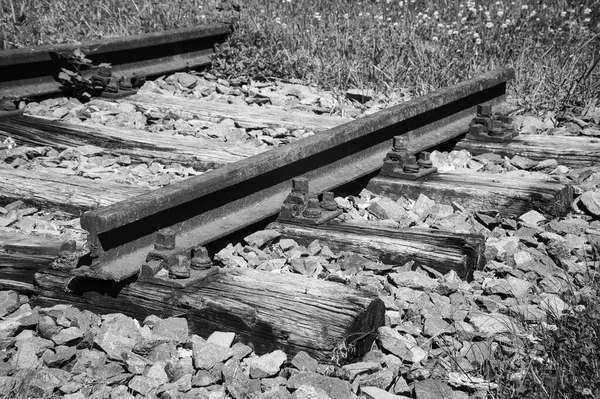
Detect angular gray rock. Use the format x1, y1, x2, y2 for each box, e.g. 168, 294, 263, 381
362, 386, 410, 398
368, 198, 407, 221
94, 314, 141, 360
192, 342, 233, 370
206, 331, 235, 348
518, 210, 546, 226
291, 351, 318, 373
287, 372, 353, 399
244, 229, 281, 248
152, 317, 189, 343
388, 271, 439, 291
468, 312, 520, 337
245, 350, 287, 378
0, 290, 20, 318
580, 191, 600, 217
377, 327, 427, 364
358, 368, 395, 390
414, 379, 452, 399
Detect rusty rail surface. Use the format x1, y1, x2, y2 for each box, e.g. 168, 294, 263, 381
80, 68, 515, 281
0, 24, 231, 99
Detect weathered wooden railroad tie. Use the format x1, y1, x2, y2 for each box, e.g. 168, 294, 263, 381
3, 67, 579, 361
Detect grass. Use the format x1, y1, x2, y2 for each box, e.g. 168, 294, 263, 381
2, 0, 599, 112
491, 277, 600, 398
1, 0, 600, 397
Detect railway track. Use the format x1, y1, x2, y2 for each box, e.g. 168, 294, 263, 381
0, 24, 230, 100
1, 26, 598, 365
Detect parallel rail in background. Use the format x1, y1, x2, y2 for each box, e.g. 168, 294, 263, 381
77, 68, 515, 281
0, 24, 231, 99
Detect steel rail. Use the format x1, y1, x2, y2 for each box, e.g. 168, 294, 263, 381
80, 68, 515, 281
0, 24, 231, 99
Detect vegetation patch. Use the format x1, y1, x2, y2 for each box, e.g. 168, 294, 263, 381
2, 0, 598, 111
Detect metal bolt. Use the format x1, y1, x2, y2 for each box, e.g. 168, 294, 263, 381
477, 104, 492, 117
468, 124, 485, 136
106, 77, 119, 93
92, 75, 110, 87
191, 246, 212, 270
303, 198, 322, 218
0, 97, 17, 111
169, 255, 191, 279
320, 191, 338, 211
392, 136, 408, 152
98, 66, 112, 77
292, 177, 309, 195
488, 120, 504, 136
417, 152, 433, 169
155, 228, 176, 250
403, 156, 419, 173
119, 76, 133, 90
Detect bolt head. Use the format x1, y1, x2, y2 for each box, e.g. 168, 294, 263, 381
155, 228, 176, 250
392, 136, 407, 151
477, 104, 492, 117
322, 191, 335, 202
292, 177, 309, 194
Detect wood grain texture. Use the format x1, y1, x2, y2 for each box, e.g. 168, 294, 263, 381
0, 231, 63, 292
268, 220, 484, 281
455, 135, 600, 168
129, 92, 352, 131
367, 170, 572, 217
0, 166, 148, 215
33, 267, 384, 361
0, 115, 262, 170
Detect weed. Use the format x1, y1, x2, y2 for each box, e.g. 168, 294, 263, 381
492, 279, 600, 398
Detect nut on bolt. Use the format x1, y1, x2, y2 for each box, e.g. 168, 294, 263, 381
402, 155, 419, 174
106, 77, 119, 93
488, 120, 504, 136
119, 76, 133, 90
169, 255, 191, 279
320, 191, 338, 211
417, 152, 433, 169
191, 246, 213, 270
98, 66, 112, 77
303, 197, 322, 219
155, 228, 176, 250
